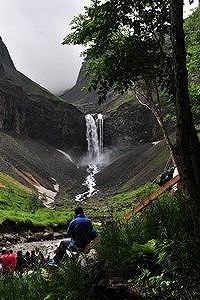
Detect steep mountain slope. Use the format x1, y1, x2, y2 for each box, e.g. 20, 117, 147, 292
0, 130, 87, 204
0, 36, 86, 152
60, 62, 174, 207
0, 37, 90, 203
95, 139, 170, 195
61, 62, 98, 111
0, 37, 170, 210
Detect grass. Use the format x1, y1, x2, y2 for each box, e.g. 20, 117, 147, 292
0, 172, 199, 299
107, 93, 136, 112
107, 182, 158, 218
0, 171, 109, 227
95, 191, 200, 299
0, 172, 73, 227
0, 256, 91, 300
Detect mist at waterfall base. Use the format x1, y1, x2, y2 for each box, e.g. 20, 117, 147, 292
75, 113, 111, 202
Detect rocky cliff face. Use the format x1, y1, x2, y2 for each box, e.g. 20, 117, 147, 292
0, 37, 86, 152
103, 101, 161, 148
61, 62, 98, 112
61, 62, 162, 148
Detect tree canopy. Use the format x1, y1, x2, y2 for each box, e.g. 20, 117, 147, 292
63, 0, 173, 102
184, 7, 200, 123
64, 1, 200, 236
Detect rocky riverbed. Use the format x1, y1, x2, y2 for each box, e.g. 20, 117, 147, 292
12, 238, 66, 260
0, 230, 69, 260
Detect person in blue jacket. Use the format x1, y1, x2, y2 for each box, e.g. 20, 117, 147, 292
49, 207, 98, 265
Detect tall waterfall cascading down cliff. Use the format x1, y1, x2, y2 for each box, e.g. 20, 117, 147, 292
75, 113, 104, 201
86, 114, 100, 163
85, 113, 104, 164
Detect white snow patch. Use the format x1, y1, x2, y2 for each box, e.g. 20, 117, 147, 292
34, 181, 59, 209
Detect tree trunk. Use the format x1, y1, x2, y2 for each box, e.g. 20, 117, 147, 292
154, 112, 177, 167
135, 88, 177, 167
170, 0, 200, 234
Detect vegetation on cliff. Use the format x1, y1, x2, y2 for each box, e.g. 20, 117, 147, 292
0, 3, 199, 300
64, 0, 200, 236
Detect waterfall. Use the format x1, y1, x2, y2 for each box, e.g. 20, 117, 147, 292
75, 113, 104, 202
97, 113, 103, 154
85, 114, 99, 162
85, 113, 104, 163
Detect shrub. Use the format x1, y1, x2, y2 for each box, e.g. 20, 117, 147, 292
47, 254, 91, 300
0, 270, 48, 300
0, 255, 92, 300
97, 191, 200, 298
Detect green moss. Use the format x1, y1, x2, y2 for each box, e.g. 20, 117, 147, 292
118, 150, 169, 193
30, 80, 66, 103
108, 94, 136, 112
105, 182, 158, 219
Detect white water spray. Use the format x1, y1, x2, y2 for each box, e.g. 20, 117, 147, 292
85, 113, 104, 164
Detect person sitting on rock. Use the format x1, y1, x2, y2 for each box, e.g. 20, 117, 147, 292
15, 250, 27, 274
49, 207, 98, 265
35, 247, 45, 267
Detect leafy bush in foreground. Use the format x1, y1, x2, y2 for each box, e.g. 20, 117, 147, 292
96, 191, 200, 299
0, 270, 47, 300
0, 255, 91, 300
1, 188, 200, 299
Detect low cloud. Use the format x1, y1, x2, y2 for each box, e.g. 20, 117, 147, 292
0, 0, 197, 94
0, 0, 90, 94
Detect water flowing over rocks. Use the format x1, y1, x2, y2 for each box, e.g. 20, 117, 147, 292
0, 232, 143, 299
75, 113, 106, 201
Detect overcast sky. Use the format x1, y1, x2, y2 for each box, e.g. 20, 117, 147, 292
0, 0, 91, 95
0, 0, 198, 95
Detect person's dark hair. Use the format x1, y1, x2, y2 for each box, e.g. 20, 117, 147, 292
74, 207, 84, 216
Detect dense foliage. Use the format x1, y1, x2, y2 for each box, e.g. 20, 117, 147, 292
1, 189, 200, 299
97, 191, 200, 299
64, 0, 173, 103
184, 7, 200, 123
0, 256, 90, 300
0, 4, 199, 300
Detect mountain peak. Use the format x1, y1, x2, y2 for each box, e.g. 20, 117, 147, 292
0, 36, 15, 70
